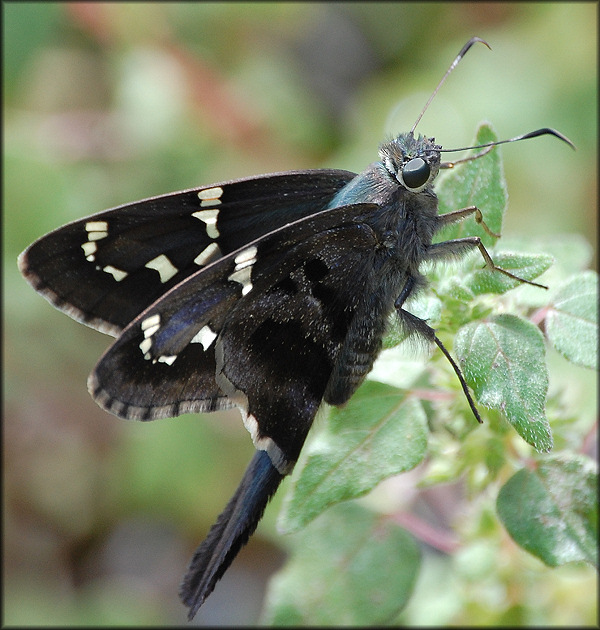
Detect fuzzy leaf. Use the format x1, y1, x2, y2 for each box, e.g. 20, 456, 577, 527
464, 251, 554, 295
455, 314, 552, 452
545, 270, 598, 369
497, 455, 598, 568
279, 381, 427, 533
436, 123, 506, 247
263, 503, 420, 625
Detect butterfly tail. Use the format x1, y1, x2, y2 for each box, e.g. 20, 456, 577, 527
179, 449, 284, 619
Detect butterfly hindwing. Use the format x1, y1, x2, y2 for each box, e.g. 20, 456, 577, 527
90, 201, 380, 471
18, 170, 356, 337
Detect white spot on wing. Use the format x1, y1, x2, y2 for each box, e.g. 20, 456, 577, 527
141, 314, 161, 330
228, 267, 253, 295
81, 241, 97, 260
85, 221, 108, 238
157, 355, 177, 365
228, 246, 257, 295
138, 313, 178, 366
192, 208, 220, 238
82, 221, 109, 262
142, 322, 160, 338
85, 220, 108, 231
140, 314, 161, 359
234, 246, 257, 269
191, 325, 217, 350
139, 337, 152, 356
86, 231, 107, 241
194, 242, 222, 267
197, 186, 223, 207
102, 265, 128, 282
145, 254, 178, 283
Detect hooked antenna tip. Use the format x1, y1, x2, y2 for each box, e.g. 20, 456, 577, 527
411, 37, 491, 135
524, 127, 576, 150
460, 36, 492, 58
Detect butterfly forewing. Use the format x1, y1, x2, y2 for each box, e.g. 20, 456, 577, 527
19, 170, 356, 337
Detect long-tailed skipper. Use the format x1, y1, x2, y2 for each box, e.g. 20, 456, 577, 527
18, 37, 574, 619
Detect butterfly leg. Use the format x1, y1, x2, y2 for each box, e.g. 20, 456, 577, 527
179, 449, 283, 620
437, 204, 500, 237
429, 207, 547, 289
440, 144, 494, 169
394, 278, 482, 423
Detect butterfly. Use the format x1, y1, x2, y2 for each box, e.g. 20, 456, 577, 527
18, 37, 573, 619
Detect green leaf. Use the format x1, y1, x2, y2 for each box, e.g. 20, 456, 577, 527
454, 314, 552, 452
497, 455, 598, 568
545, 270, 598, 369
436, 123, 506, 247
263, 502, 421, 625
279, 381, 427, 533
501, 234, 593, 280
464, 251, 554, 295
490, 235, 593, 310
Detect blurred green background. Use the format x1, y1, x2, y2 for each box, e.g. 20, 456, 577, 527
4, 2, 596, 625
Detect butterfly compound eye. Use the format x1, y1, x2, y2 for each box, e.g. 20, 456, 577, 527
402, 157, 430, 190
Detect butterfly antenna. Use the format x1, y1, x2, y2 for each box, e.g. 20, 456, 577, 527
441, 127, 576, 155
410, 36, 491, 135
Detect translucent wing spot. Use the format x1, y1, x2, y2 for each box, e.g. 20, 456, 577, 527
139, 337, 153, 357
234, 246, 258, 269
145, 254, 178, 283
81, 241, 97, 261
143, 323, 160, 338
228, 268, 253, 295
157, 354, 177, 365
85, 221, 108, 240
138, 313, 178, 365
82, 221, 109, 262
197, 186, 224, 207
102, 265, 128, 282
141, 315, 161, 339
192, 208, 220, 238
228, 246, 257, 295
191, 324, 217, 350
140, 314, 161, 359
194, 242, 222, 267
141, 313, 161, 331
86, 231, 107, 241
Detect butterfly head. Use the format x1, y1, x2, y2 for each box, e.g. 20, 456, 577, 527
379, 132, 442, 193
